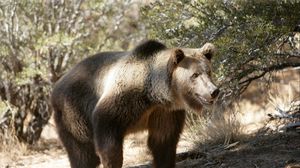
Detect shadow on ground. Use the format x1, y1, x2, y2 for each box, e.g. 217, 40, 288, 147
129, 132, 300, 168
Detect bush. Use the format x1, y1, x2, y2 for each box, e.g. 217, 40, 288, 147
0, 0, 143, 144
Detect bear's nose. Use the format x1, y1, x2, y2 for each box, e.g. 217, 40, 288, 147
211, 88, 220, 99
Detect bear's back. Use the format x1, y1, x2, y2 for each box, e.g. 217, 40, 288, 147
51, 51, 128, 114
53, 52, 127, 90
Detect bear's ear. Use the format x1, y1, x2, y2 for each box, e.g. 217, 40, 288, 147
172, 49, 185, 65
168, 49, 185, 74
199, 43, 216, 61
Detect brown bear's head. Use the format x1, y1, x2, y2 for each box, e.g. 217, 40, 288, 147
170, 43, 219, 112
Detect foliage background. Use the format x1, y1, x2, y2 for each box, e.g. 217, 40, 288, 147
0, 0, 145, 144
142, 0, 300, 96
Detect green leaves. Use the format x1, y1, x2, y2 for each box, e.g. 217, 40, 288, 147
35, 33, 76, 51
142, 0, 300, 95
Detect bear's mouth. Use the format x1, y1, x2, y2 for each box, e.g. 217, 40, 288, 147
195, 93, 214, 106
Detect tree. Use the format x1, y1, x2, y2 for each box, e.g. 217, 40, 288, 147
0, 0, 143, 144
142, 0, 300, 102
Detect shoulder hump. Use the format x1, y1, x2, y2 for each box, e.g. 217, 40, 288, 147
132, 40, 167, 58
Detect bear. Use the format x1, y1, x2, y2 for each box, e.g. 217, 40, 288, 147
51, 40, 219, 168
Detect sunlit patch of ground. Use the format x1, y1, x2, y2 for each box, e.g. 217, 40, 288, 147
237, 68, 300, 134
1, 131, 299, 168
0, 132, 192, 168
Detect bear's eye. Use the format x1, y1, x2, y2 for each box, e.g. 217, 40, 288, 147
207, 70, 212, 76
191, 73, 200, 79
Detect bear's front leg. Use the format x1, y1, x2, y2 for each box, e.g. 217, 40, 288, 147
147, 110, 186, 168
92, 111, 125, 168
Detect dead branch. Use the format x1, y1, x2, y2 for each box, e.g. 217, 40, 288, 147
283, 122, 300, 133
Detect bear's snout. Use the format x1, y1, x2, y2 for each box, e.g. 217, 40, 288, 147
210, 88, 220, 99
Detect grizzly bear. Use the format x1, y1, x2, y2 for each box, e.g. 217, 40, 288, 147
51, 40, 219, 168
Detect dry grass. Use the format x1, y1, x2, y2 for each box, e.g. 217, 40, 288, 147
0, 128, 28, 167
0, 101, 29, 167
268, 83, 299, 116
184, 105, 245, 148
183, 68, 300, 149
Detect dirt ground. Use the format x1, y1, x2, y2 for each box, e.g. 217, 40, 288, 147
176, 132, 300, 168
1, 130, 299, 168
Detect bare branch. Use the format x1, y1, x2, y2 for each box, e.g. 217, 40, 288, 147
239, 62, 300, 86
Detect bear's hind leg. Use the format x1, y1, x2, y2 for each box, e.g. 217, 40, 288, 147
56, 123, 100, 168
95, 137, 123, 168
147, 110, 186, 168
93, 116, 124, 168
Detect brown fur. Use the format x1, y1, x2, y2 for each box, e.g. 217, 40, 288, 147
51, 40, 219, 168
